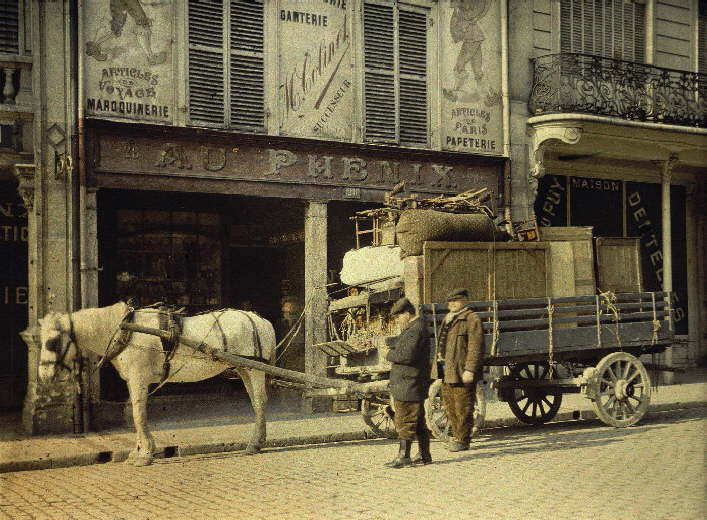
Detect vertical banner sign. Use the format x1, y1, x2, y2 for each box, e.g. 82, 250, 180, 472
441, 0, 504, 155
626, 182, 688, 335
83, 0, 174, 123
278, 0, 353, 140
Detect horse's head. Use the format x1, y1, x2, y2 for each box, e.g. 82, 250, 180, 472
38, 312, 75, 382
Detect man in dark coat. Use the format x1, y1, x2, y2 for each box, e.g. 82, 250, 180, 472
384, 297, 432, 468
431, 288, 484, 451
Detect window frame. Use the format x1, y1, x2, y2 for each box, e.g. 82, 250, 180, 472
185, 0, 265, 132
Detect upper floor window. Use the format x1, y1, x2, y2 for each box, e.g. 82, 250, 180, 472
560, 0, 646, 62
363, 1, 429, 146
187, 0, 265, 130
0, 0, 19, 55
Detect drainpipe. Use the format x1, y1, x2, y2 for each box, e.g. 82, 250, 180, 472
501, 0, 511, 228
72, 0, 90, 433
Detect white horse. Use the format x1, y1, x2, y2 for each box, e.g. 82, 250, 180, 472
38, 301, 276, 466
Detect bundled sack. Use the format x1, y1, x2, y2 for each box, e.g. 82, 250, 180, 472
396, 209, 504, 258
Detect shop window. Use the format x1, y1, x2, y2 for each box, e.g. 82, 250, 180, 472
363, 1, 429, 146
187, 0, 265, 130
113, 210, 222, 310
560, 0, 646, 62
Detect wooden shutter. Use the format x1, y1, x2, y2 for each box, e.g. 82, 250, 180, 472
0, 1, 19, 55
398, 7, 428, 146
560, 0, 645, 62
188, 0, 225, 125
363, 2, 396, 142
230, 0, 264, 129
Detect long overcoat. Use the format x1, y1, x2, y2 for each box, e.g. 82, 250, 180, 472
385, 318, 431, 402
431, 309, 484, 384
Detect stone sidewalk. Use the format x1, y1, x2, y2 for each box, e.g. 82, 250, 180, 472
1, 375, 705, 474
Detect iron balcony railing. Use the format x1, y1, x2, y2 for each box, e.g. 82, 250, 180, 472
529, 53, 706, 128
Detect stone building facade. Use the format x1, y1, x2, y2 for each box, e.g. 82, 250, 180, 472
0, 0, 703, 434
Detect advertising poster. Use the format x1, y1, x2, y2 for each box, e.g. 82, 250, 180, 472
278, 0, 353, 140
441, 0, 504, 155
83, 0, 174, 123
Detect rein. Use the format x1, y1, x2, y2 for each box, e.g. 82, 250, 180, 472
39, 313, 77, 378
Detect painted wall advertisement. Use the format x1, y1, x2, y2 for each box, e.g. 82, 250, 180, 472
278, 0, 353, 140
83, 0, 173, 123
441, 0, 503, 155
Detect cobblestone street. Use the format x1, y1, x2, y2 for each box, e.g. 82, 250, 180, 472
2, 407, 705, 520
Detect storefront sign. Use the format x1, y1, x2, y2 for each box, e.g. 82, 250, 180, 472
83, 0, 174, 123
92, 132, 500, 202
441, 0, 504, 156
278, 0, 353, 140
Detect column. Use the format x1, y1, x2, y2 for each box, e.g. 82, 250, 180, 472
303, 200, 328, 413
660, 155, 677, 383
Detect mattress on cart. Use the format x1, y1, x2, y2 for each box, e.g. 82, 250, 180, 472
340, 245, 404, 287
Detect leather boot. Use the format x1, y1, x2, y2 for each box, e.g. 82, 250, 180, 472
412, 429, 432, 465
384, 439, 412, 469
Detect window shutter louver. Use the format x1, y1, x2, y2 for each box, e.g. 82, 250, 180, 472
188, 0, 225, 124
363, 3, 396, 142
0, 1, 19, 55
560, 0, 646, 62
230, 0, 264, 129
398, 8, 428, 145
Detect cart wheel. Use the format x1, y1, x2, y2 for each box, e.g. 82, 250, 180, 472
507, 363, 562, 425
590, 352, 651, 428
425, 379, 486, 441
361, 395, 397, 439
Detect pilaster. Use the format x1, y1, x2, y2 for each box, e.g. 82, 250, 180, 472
20, 0, 81, 435
303, 200, 329, 413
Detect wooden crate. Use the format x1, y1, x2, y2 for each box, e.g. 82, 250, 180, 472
595, 237, 643, 293
422, 241, 551, 303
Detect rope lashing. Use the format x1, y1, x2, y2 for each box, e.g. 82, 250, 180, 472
599, 290, 622, 351
547, 298, 555, 372
595, 295, 602, 348
491, 300, 500, 358
650, 292, 661, 346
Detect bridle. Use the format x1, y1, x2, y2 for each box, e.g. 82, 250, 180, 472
40, 313, 77, 379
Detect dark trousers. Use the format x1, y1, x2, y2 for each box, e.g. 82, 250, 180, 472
442, 382, 476, 443
392, 399, 427, 441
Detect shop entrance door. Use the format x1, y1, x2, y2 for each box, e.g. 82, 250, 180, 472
228, 247, 285, 326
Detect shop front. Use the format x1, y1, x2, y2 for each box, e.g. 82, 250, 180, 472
83, 121, 503, 424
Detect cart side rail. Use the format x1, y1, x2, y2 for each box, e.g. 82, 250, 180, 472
421, 291, 674, 362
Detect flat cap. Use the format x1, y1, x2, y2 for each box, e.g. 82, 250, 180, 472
390, 297, 415, 316
446, 288, 470, 301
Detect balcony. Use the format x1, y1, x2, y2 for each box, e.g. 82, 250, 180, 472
529, 53, 705, 129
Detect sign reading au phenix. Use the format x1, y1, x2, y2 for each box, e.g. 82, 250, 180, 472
83, 0, 173, 123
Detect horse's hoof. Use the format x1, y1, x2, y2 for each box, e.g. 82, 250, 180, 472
244, 445, 261, 455
132, 456, 153, 467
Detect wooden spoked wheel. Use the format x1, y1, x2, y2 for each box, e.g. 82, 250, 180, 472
507, 363, 563, 425
424, 379, 486, 441
361, 394, 397, 438
590, 352, 651, 427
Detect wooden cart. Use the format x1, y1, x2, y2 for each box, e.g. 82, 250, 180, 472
419, 291, 673, 439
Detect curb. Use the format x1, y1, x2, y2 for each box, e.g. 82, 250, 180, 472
1, 400, 705, 474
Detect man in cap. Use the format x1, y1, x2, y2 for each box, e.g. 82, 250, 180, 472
384, 297, 433, 468
431, 288, 484, 451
